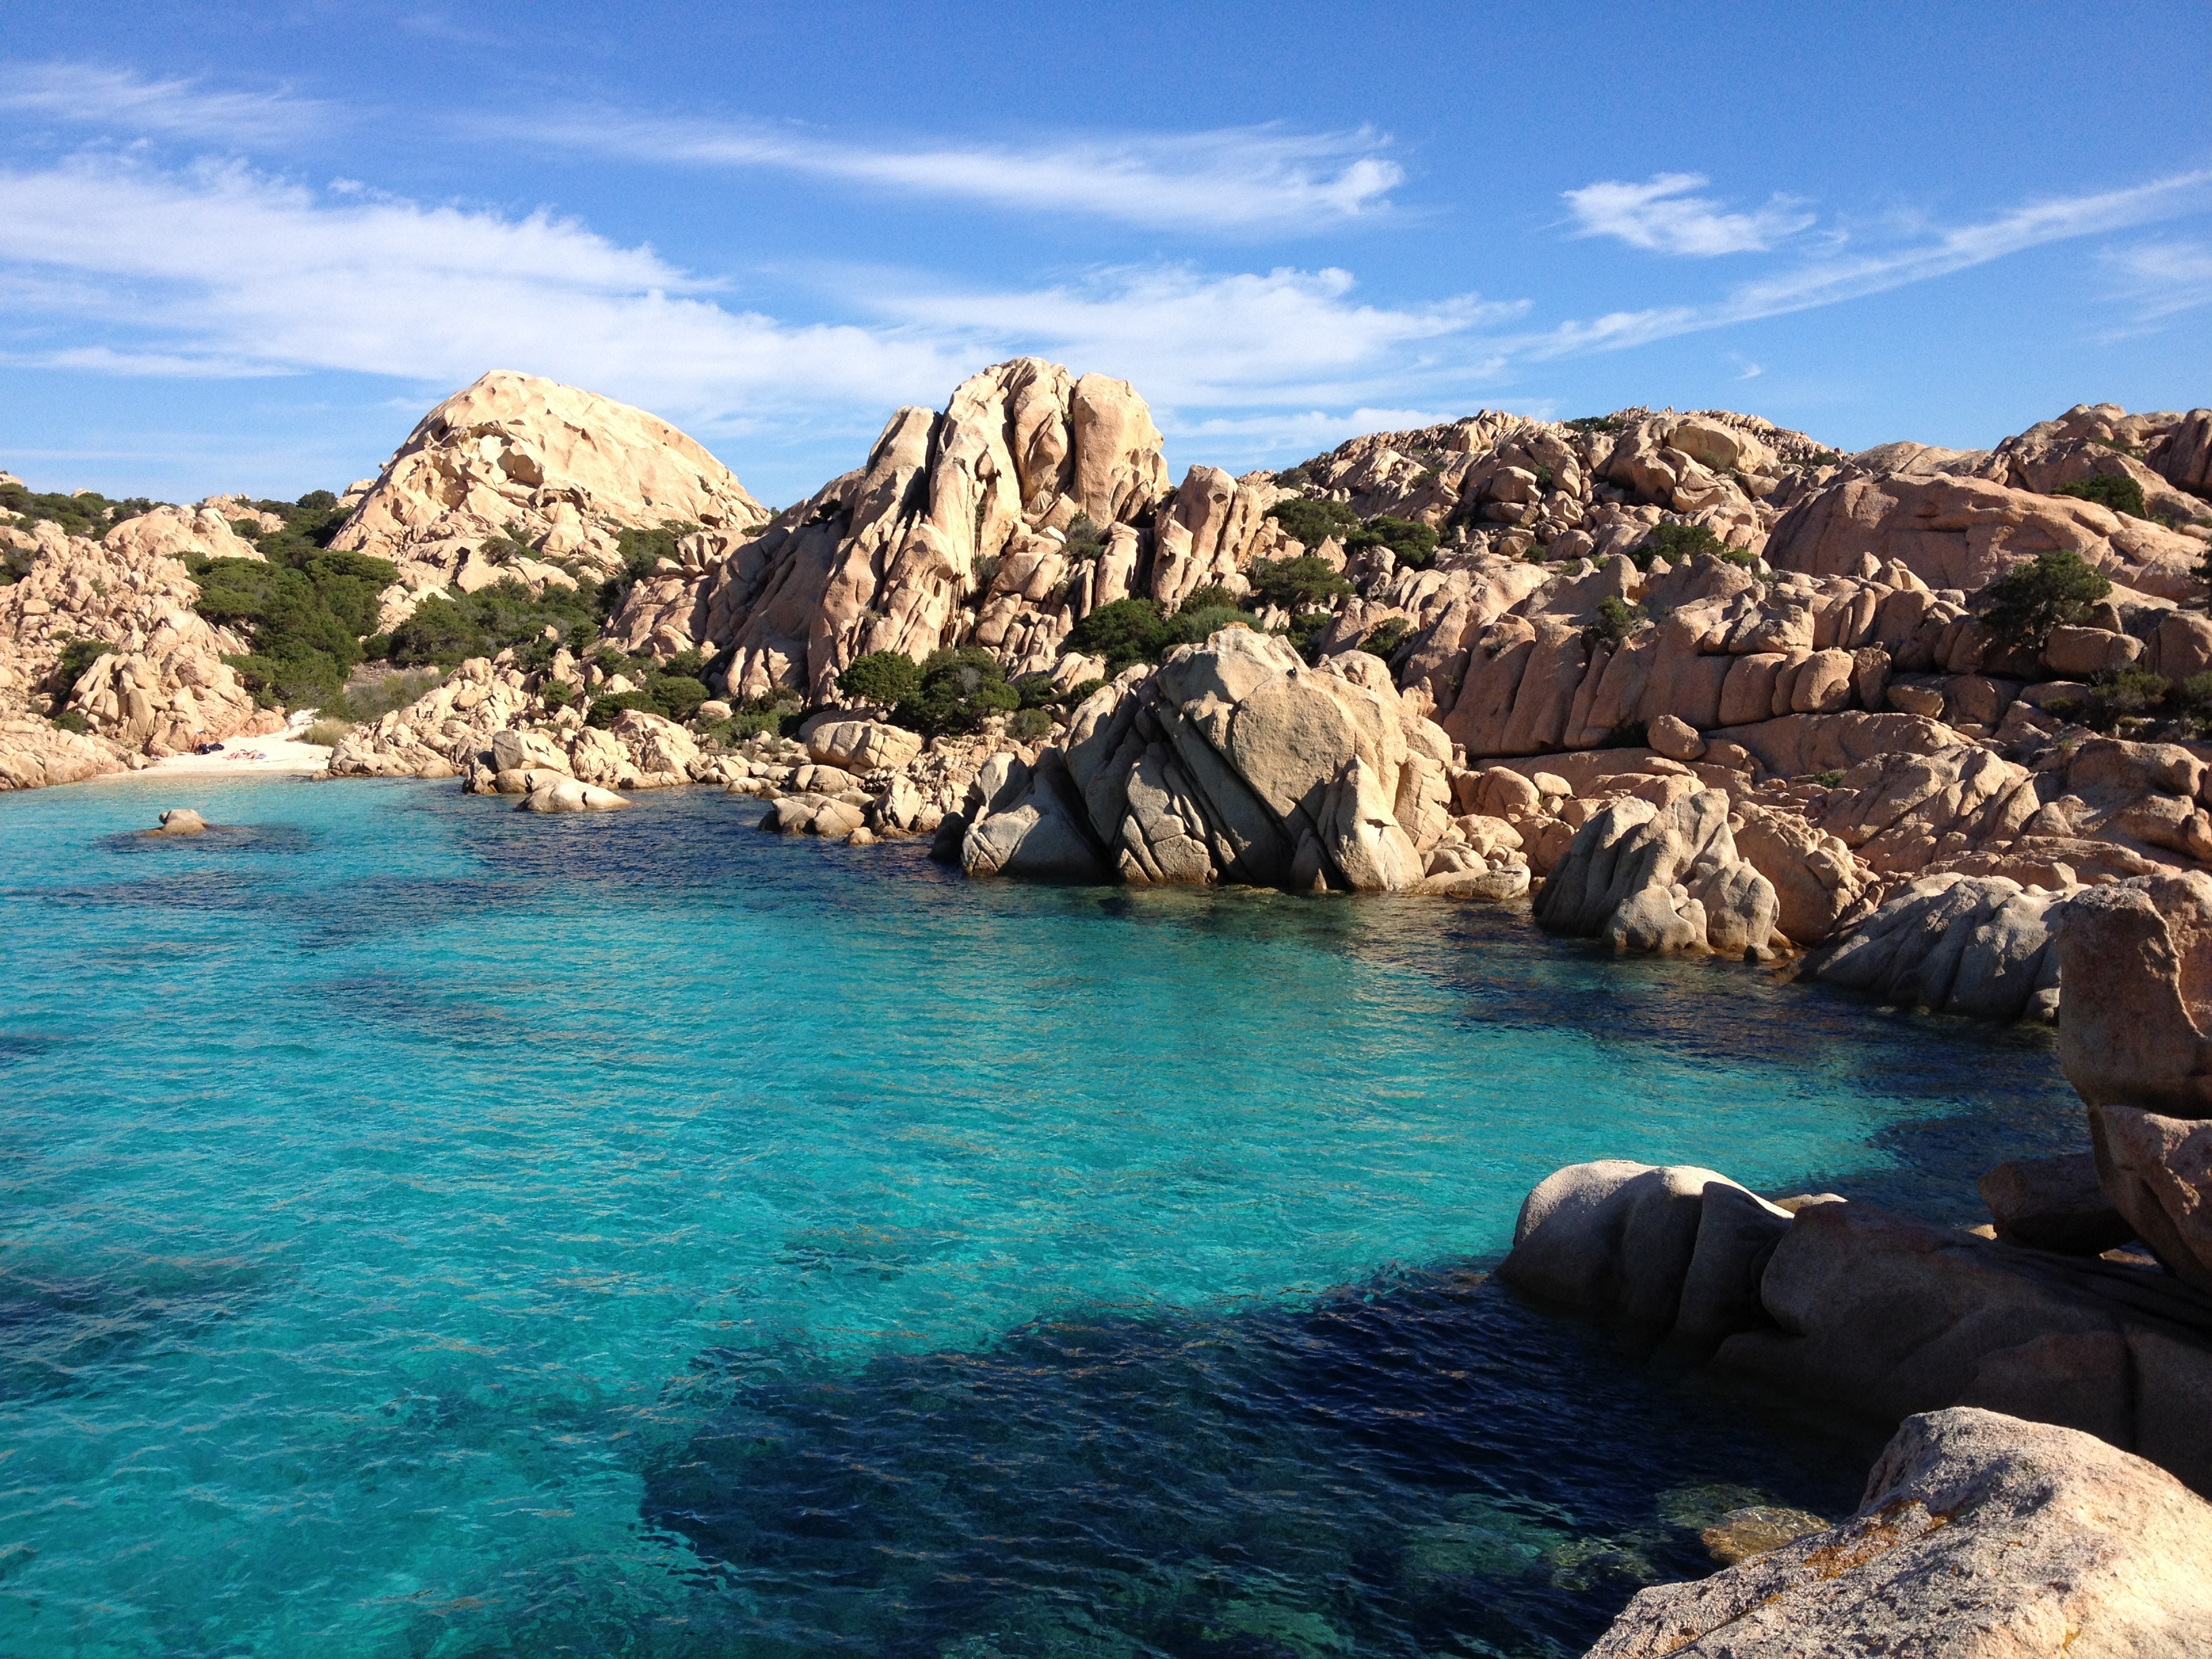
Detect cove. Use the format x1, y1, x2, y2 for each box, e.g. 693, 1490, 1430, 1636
0, 778, 2083, 1656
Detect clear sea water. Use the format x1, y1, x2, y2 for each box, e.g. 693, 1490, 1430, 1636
0, 777, 2085, 1658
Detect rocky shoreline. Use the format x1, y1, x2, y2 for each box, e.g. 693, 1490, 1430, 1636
12, 363, 2212, 1654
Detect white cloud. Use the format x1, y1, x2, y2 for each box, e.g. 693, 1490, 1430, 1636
1530, 168, 2212, 359
2102, 238, 2212, 320
1563, 172, 1815, 255
0, 156, 1494, 476
498, 113, 1405, 233
0, 157, 972, 423
871, 264, 1521, 407
0, 62, 329, 142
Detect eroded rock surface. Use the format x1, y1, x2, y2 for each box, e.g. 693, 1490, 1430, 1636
1589, 1408, 2212, 1658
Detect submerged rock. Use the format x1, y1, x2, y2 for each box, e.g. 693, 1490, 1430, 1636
1589, 1407, 2212, 1658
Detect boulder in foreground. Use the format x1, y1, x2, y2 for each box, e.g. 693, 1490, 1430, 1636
1589, 1407, 2212, 1658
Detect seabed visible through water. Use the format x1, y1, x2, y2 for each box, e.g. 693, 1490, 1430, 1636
0, 777, 2084, 1656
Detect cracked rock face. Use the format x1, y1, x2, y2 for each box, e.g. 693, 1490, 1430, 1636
958, 628, 1450, 893
1587, 1407, 2212, 1659
1531, 788, 1781, 958
2055, 872, 2212, 1293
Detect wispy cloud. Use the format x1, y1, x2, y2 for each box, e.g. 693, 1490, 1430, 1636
0, 157, 970, 421
1563, 172, 1815, 256
2101, 237, 2212, 321
497, 113, 1405, 233
0, 155, 1484, 451
1533, 168, 2212, 357
872, 264, 1519, 407
0, 62, 330, 142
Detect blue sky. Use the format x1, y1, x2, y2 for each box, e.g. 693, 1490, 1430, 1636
2, 1, 2208, 507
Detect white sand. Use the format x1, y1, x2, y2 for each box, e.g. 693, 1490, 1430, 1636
94, 714, 337, 781
127, 737, 336, 777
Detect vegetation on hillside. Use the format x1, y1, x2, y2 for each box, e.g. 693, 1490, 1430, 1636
1065, 586, 1267, 675
186, 494, 398, 707
1638, 520, 1755, 569
1979, 548, 2112, 651
2055, 474, 2147, 520
0, 478, 161, 541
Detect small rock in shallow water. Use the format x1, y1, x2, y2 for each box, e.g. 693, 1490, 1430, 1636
155, 808, 207, 834
1700, 1505, 1828, 1565
516, 780, 628, 813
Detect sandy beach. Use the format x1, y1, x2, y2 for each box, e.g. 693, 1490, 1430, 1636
94, 720, 335, 782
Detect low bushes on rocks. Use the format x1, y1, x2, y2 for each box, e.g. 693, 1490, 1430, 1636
1979, 548, 2112, 653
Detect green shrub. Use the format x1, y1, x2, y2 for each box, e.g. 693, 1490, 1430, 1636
1584, 596, 1649, 650
1639, 521, 1738, 567
1067, 596, 1169, 672
1008, 706, 1056, 742
51, 636, 109, 693
383, 577, 600, 673
329, 668, 443, 722
540, 679, 575, 709
1178, 583, 1238, 614
838, 650, 925, 707
1264, 497, 1361, 550
722, 692, 805, 740
2055, 474, 2146, 520
1802, 450, 1845, 468
895, 648, 1021, 735
1061, 514, 1109, 561
585, 661, 713, 727
1065, 676, 1107, 705
1980, 548, 2113, 651
190, 539, 400, 708
301, 718, 352, 746
1273, 465, 1312, 487
1361, 617, 1412, 661
1345, 515, 1439, 571
51, 708, 90, 734
2049, 665, 2173, 733
1160, 602, 1260, 650
1815, 769, 1846, 787
1245, 556, 1353, 613
1285, 609, 1333, 665
1564, 414, 1631, 435
0, 478, 161, 539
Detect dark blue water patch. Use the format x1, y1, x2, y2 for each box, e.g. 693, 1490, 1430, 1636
20, 867, 287, 915
646, 1267, 1875, 1659
0, 1032, 73, 1067
0, 1250, 273, 1401
94, 822, 317, 857
285, 873, 555, 951
300, 971, 533, 1041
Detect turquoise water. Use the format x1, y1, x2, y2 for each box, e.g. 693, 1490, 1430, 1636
0, 777, 2082, 1657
